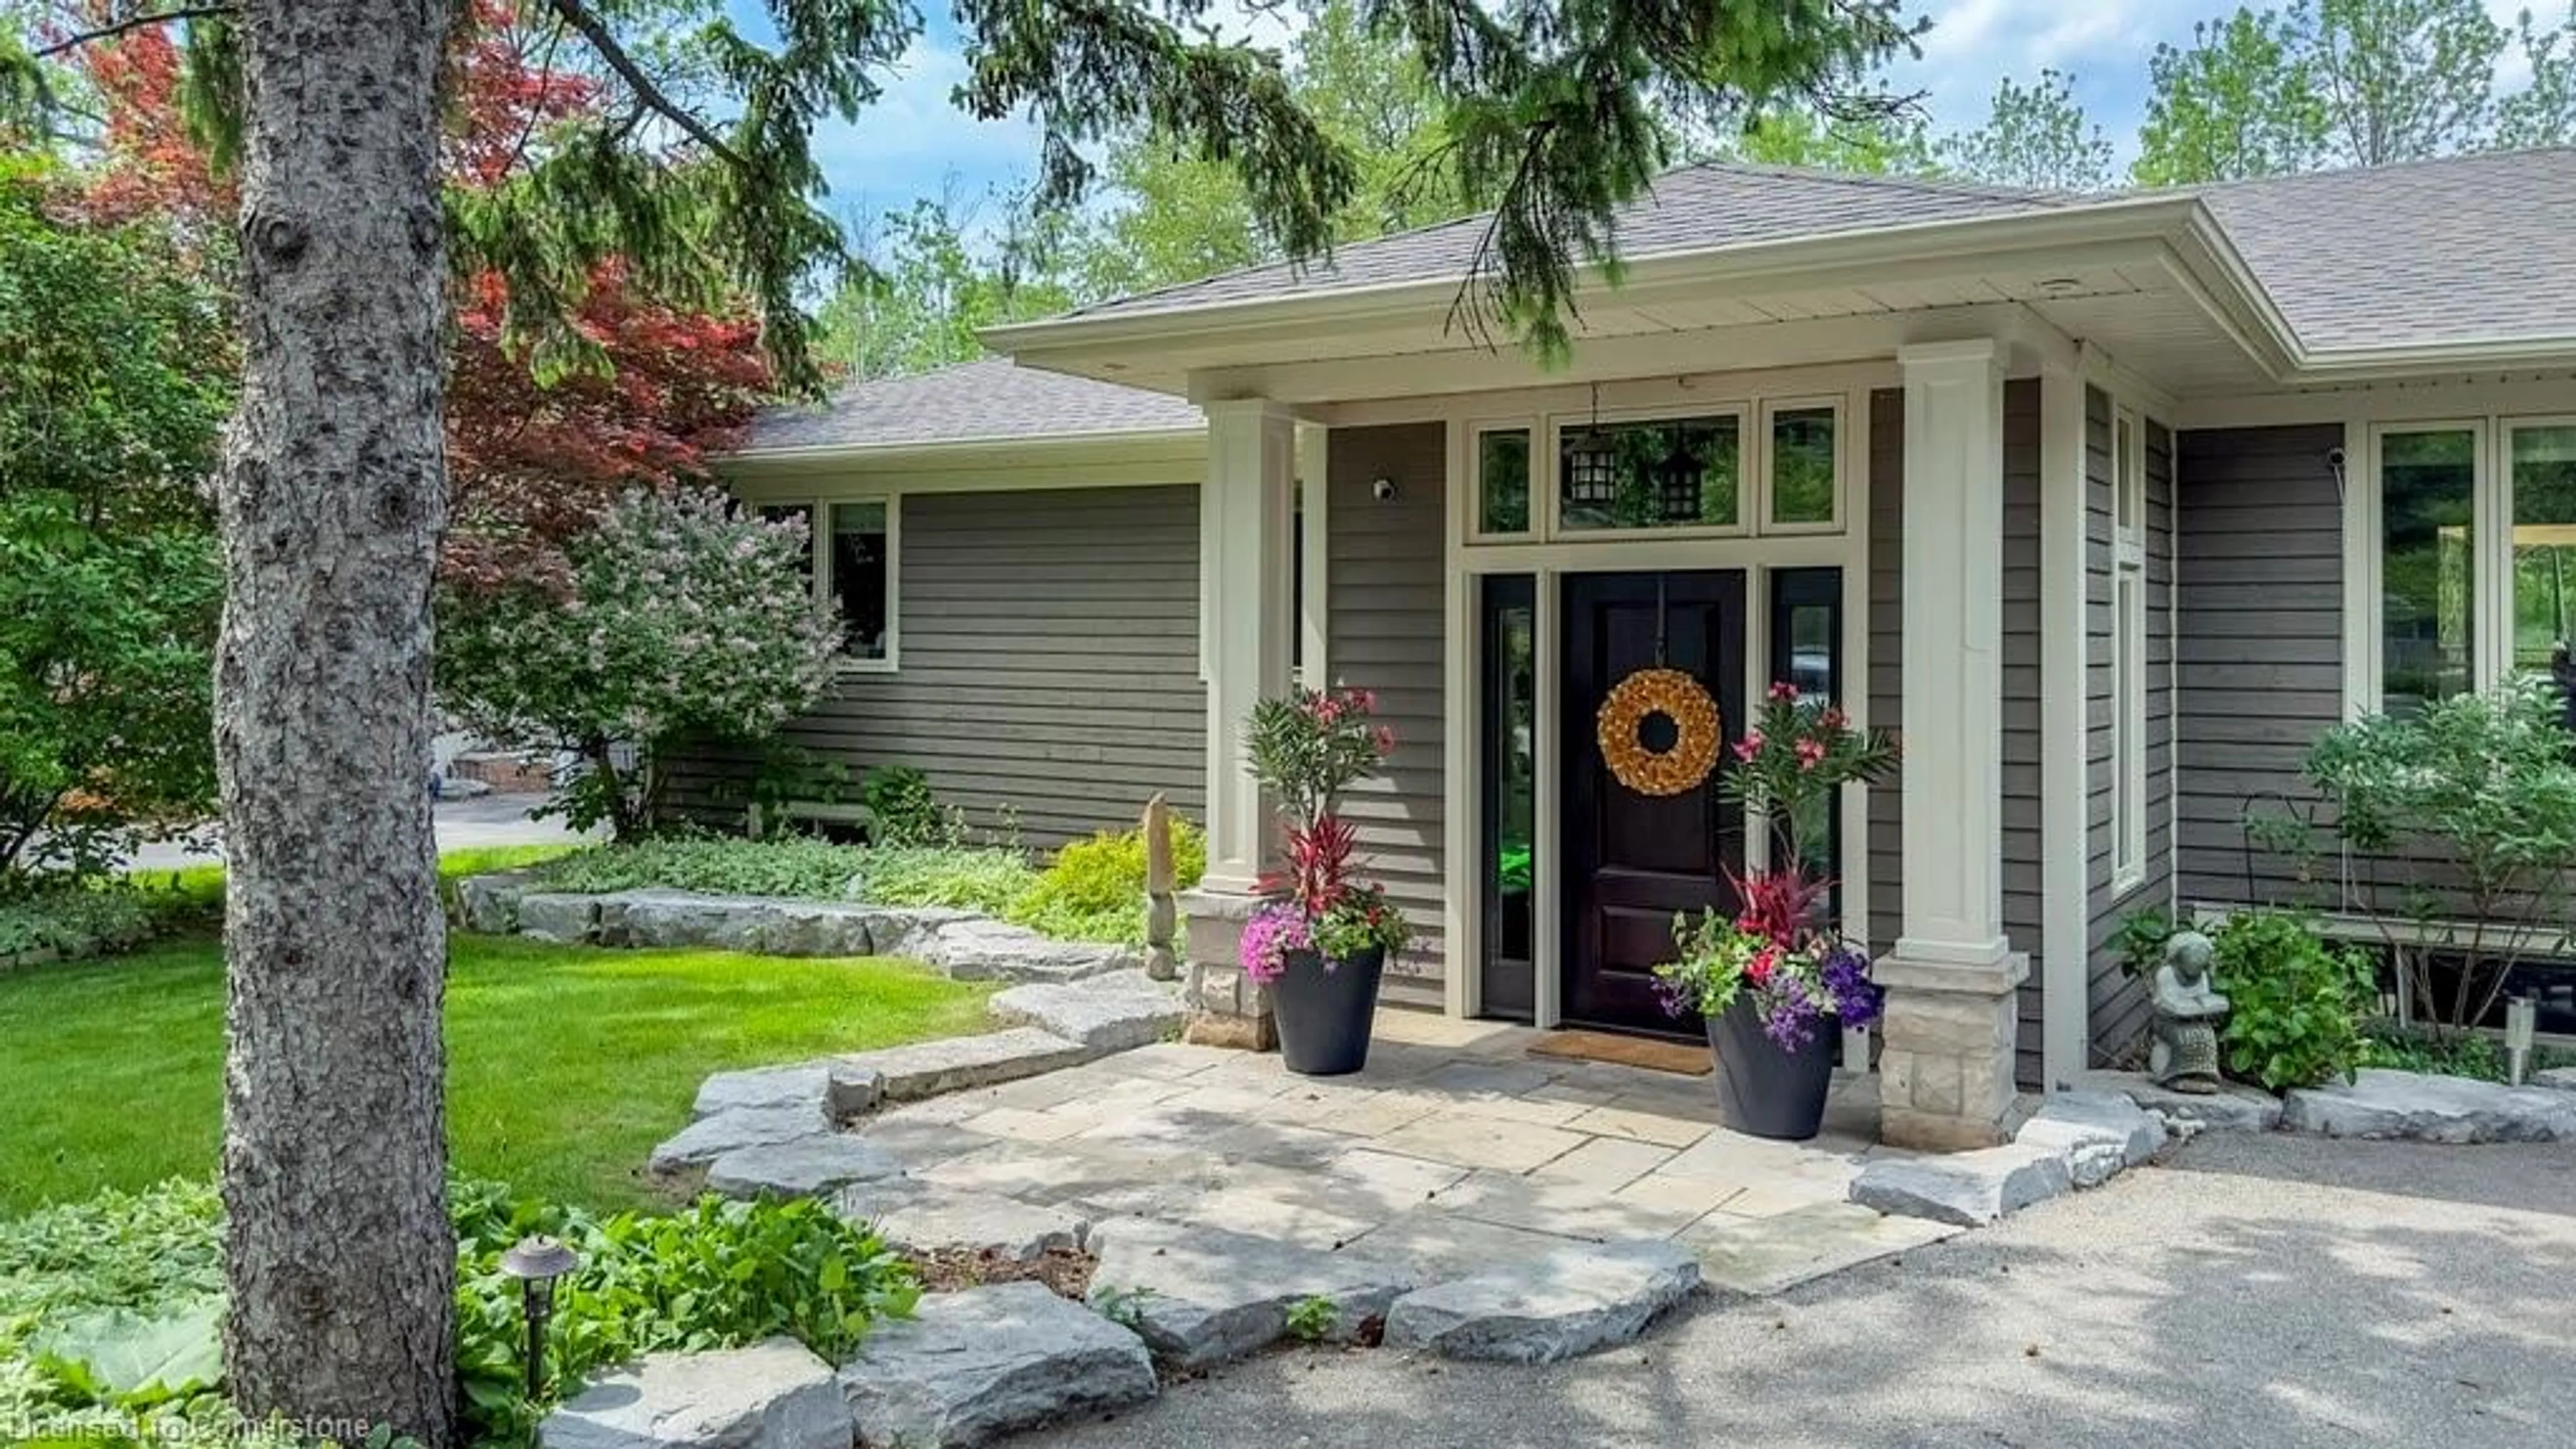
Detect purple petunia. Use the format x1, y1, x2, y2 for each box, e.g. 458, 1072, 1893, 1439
1760, 975, 1823, 1053
1238, 902, 1313, 985
1819, 945, 1882, 1030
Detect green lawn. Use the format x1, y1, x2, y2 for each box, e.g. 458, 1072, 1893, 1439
0, 930, 992, 1214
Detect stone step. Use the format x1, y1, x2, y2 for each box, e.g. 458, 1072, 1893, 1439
543, 1337, 847, 1449
2076, 1069, 2284, 1133
839, 1281, 1157, 1449
695, 1063, 833, 1121
2282, 1068, 2576, 1142
1847, 1143, 2072, 1228
708, 1136, 906, 1199
1383, 1238, 1701, 1364
988, 971, 1184, 1053
2012, 1091, 2167, 1187
833, 1179, 1091, 1262
1084, 1218, 1415, 1370
839, 1028, 1092, 1103
650, 1105, 833, 1175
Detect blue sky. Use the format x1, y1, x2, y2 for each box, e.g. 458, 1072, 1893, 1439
737, 0, 2538, 225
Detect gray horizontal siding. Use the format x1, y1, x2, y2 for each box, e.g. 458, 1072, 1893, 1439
1868, 388, 1904, 959
663, 484, 1206, 847
2176, 424, 2345, 906
2002, 378, 2045, 1089
2086, 410, 2175, 1066
1328, 423, 1449, 1010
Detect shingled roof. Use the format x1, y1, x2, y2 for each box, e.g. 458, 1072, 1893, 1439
742, 356, 1203, 455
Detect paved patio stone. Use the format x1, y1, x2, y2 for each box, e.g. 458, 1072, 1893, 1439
849, 1116, 998, 1166
1085, 1218, 1415, 1368
833, 1179, 1091, 1260
1420, 1169, 1712, 1241
1148, 1186, 1385, 1252
1561, 1102, 1717, 1149
1373, 1112, 1590, 1173
1413, 1060, 1560, 1099
839, 1281, 1156, 1449
959, 1106, 1095, 1145
1384, 1238, 1702, 1364
1612, 1171, 1748, 1220
841, 1028, 1091, 1102
1341, 1207, 1597, 1281
1100, 1042, 1238, 1081
1532, 1136, 1679, 1188
1681, 1201, 1958, 1296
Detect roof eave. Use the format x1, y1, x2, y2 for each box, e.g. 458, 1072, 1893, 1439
718, 424, 1205, 472
981, 193, 2220, 362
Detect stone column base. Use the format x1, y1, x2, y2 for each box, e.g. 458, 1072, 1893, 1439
1874, 949, 2029, 1151
1178, 888, 1275, 1052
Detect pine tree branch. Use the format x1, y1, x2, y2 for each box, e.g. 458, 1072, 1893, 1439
541, 0, 745, 169
33, 5, 237, 58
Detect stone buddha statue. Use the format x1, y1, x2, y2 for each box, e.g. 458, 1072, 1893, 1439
2149, 929, 2229, 1095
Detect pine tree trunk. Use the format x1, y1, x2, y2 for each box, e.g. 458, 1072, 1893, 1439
218, 2, 459, 1444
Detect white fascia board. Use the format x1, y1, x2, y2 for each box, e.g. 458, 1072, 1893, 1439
716, 426, 1205, 476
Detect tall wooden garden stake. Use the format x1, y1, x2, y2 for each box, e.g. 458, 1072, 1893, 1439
1142, 792, 1177, 981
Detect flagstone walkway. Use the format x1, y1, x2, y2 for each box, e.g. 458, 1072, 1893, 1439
853, 1009, 1957, 1296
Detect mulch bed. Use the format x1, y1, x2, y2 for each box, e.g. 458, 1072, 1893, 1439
904, 1244, 1097, 1301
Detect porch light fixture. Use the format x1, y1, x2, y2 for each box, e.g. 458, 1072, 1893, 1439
1653, 431, 1705, 523
499, 1235, 581, 1397
2507, 996, 2538, 1085
1562, 383, 1619, 511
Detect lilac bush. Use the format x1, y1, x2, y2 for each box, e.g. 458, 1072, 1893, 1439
439, 487, 844, 839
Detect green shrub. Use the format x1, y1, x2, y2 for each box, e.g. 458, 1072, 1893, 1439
852, 846, 1038, 916
1005, 819, 1208, 946
0, 884, 174, 963
2361, 1023, 2576, 1082
861, 765, 941, 846
2210, 910, 2375, 1092
2, 1179, 916, 1449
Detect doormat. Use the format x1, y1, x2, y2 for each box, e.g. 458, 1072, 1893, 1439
1527, 1029, 1711, 1076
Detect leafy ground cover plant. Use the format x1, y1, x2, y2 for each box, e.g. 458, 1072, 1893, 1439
1, 1178, 915, 1449
2208, 909, 2375, 1092
0, 885, 174, 963
1006, 819, 1207, 947
2361, 1022, 2576, 1082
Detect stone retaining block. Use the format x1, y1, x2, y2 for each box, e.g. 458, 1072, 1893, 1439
543, 1337, 847, 1449
1384, 1239, 1701, 1363
839, 1281, 1156, 1448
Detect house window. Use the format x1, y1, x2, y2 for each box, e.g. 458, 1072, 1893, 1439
1555, 413, 1744, 533
2509, 424, 2576, 685
1475, 426, 1532, 537
2111, 409, 2147, 889
827, 498, 895, 666
1765, 402, 1840, 529
2378, 426, 2479, 712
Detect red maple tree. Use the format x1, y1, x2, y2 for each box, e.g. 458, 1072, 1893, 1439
72, 0, 775, 590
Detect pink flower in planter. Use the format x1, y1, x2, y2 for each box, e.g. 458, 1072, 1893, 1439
1733, 731, 1766, 763
1795, 737, 1826, 770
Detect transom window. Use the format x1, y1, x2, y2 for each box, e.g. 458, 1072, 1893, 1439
2371, 418, 2576, 712
1468, 394, 1847, 543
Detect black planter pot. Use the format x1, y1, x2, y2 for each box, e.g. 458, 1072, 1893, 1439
1707, 994, 1836, 1141
1272, 945, 1387, 1076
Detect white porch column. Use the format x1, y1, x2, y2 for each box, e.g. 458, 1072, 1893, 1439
1878, 339, 2029, 1150
1199, 398, 1299, 893
1179, 398, 1297, 1050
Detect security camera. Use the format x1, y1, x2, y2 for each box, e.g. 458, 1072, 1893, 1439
2326, 445, 2347, 471
1372, 476, 1399, 502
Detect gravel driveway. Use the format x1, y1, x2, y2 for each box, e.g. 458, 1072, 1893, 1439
1035, 1133, 2576, 1448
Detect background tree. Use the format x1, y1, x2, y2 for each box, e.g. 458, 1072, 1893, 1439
815, 185, 1077, 381
23, 1, 1922, 1442
1709, 105, 1937, 176
2309, 0, 2506, 164
0, 159, 229, 881
2133, 7, 2328, 184
1939, 68, 2113, 190
2498, 3, 2576, 149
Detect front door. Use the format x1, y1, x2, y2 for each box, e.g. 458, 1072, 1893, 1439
1562, 570, 1746, 1035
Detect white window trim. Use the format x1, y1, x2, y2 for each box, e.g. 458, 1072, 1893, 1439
1757, 395, 1848, 535
2110, 406, 2147, 894
1466, 417, 1540, 543
822, 494, 901, 674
